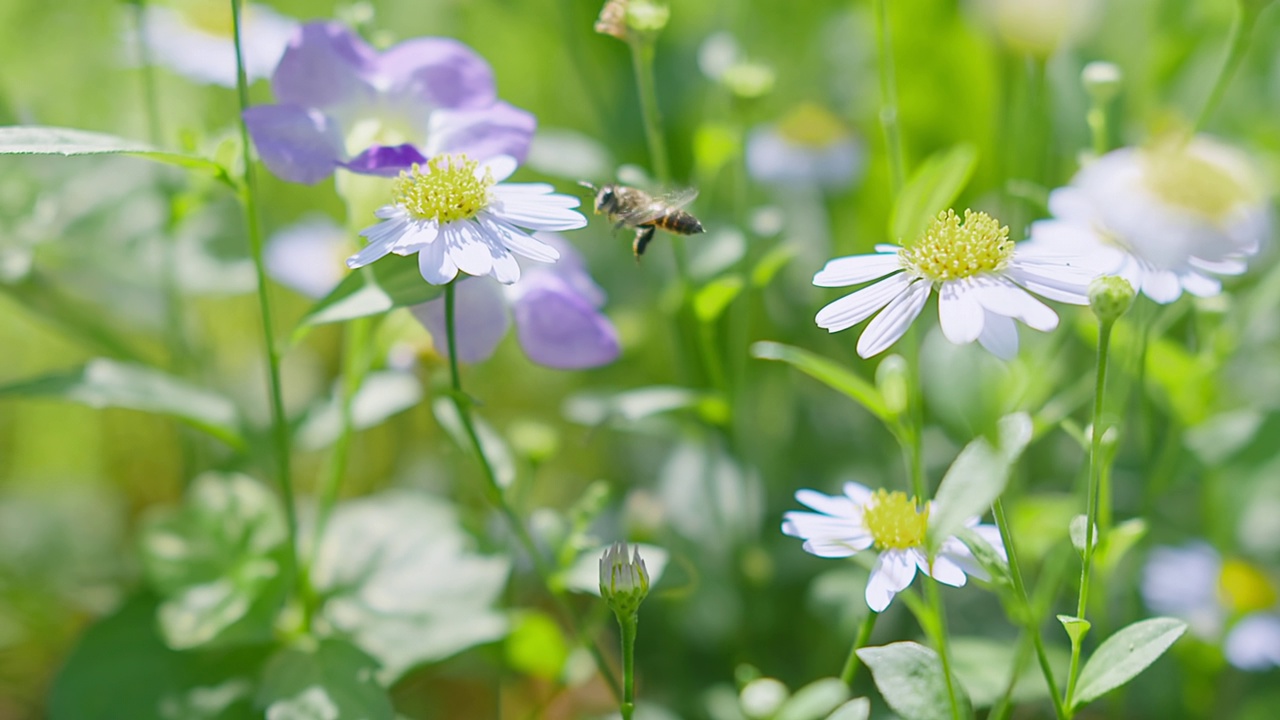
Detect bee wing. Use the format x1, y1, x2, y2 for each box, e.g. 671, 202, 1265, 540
615, 188, 700, 226
656, 187, 699, 210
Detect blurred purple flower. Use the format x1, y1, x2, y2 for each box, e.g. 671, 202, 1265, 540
264, 215, 349, 298
411, 234, 619, 370
746, 103, 863, 191
243, 22, 535, 184
125, 1, 297, 88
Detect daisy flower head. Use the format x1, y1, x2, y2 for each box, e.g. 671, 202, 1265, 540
815, 209, 1097, 359
781, 482, 1006, 612
126, 0, 297, 87
1028, 135, 1271, 303
350, 154, 587, 286
243, 22, 534, 185
1142, 541, 1280, 671
747, 103, 863, 191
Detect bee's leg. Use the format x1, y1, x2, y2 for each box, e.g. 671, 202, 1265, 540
633, 225, 656, 259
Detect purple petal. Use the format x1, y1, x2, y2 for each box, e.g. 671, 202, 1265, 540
511, 274, 619, 369
410, 278, 510, 363
534, 232, 606, 307
271, 22, 378, 111
376, 37, 497, 110
341, 143, 429, 176
243, 104, 346, 184
425, 102, 537, 163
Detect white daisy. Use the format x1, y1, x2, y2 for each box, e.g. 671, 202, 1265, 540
781, 481, 1006, 612
814, 209, 1096, 359
349, 154, 587, 285
1028, 136, 1271, 304
126, 0, 297, 87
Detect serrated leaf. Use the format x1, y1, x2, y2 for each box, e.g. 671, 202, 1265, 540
750, 341, 888, 422
0, 125, 231, 184
694, 274, 744, 323
857, 642, 971, 720
311, 490, 510, 683
1072, 617, 1187, 709
561, 543, 669, 596
256, 639, 393, 720
890, 144, 978, 243
928, 413, 1032, 551
0, 359, 246, 449
295, 254, 444, 334
775, 677, 850, 720
140, 474, 287, 650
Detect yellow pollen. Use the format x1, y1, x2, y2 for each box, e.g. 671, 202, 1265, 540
1218, 559, 1277, 615
392, 155, 493, 223
899, 209, 1013, 282
777, 103, 849, 147
863, 489, 929, 550
1142, 143, 1249, 221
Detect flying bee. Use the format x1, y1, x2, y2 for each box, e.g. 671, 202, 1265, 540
580, 182, 705, 259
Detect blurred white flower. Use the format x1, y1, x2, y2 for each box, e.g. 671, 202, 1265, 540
126, 0, 298, 87
1028, 136, 1271, 303
747, 103, 863, 191
265, 215, 350, 299
968, 0, 1101, 57
781, 481, 1005, 612
814, 209, 1096, 359
1142, 541, 1280, 671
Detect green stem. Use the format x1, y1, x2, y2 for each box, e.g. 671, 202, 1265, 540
923, 576, 963, 720
230, 0, 304, 628
994, 499, 1068, 720
627, 34, 687, 278
619, 615, 638, 720
310, 317, 372, 548
840, 610, 878, 687
1065, 318, 1115, 711
873, 0, 906, 195
442, 283, 623, 702
1194, 2, 1262, 131
1086, 102, 1109, 158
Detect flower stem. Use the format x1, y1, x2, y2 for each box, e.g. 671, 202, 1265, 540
442, 282, 623, 702
1064, 317, 1115, 711
627, 34, 687, 278
308, 317, 372, 549
873, 0, 906, 195
839, 610, 878, 687
619, 614, 638, 720
1194, 1, 1264, 131
230, 0, 304, 627
993, 498, 1068, 720
923, 576, 963, 720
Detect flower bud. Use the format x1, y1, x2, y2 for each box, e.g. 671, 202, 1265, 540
1088, 276, 1135, 325
626, 0, 670, 34
1082, 61, 1122, 105
876, 354, 910, 418
599, 541, 651, 619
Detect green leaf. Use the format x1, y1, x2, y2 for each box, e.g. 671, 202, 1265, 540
0, 359, 245, 450
857, 641, 971, 720
825, 698, 871, 720
0, 125, 231, 184
432, 397, 516, 489
0, 273, 148, 362
561, 543, 670, 596
294, 371, 423, 450
928, 413, 1032, 551
775, 677, 850, 720
750, 341, 888, 422
751, 242, 796, 288
693, 274, 744, 323
1057, 615, 1091, 645
311, 490, 510, 683
890, 144, 978, 243
1072, 617, 1187, 709
49, 594, 266, 720
295, 254, 443, 333
256, 639, 394, 720
563, 385, 712, 426
1096, 518, 1148, 576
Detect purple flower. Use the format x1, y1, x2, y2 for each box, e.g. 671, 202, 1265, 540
243, 22, 535, 184
411, 234, 620, 370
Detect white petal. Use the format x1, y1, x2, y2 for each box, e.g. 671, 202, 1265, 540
348, 219, 406, 268
938, 280, 984, 344
1141, 269, 1183, 304
866, 550, 918, 612
841, 481, 875, 506
1006, 264, 1093, 305
815, 273, 909, 332
1047, 187, 1101, 225
1179, 271, 1221, 298
781, 511, 864, 541
481, 155, 519, 183
1189, 256, 1248, 276
970, 276, 1059, 331
390, 222, 439, 255
977, 310, 1018, 359
494, 196, 589, 231
795, 489, 860, 518
491, 248, 521, 284
920, 552, 968, 588
802, 537, 868, 558
856, 279, 930, 358
418, 236, 458, 285
448, 221, 496, 277
813, 253, 902, 287
480, 215, 562, 263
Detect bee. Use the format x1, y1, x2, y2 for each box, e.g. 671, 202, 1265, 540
580, 182, 705, 258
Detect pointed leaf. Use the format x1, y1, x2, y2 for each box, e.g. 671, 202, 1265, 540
0, 359, 245, 450
857, 641, 971, 720
256, 639, 393, 720
775, 677, 850, 720
0, 125, 231, 184
1072, 617, 1187, 709
694, 274, 744, 323
751, 341, 888, 422
295, 254, 444, 333
929, 413, 1032, 551
890, 144, 978, 243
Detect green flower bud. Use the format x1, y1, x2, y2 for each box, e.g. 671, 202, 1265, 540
626, 0, 670, 34
1082, 61, 1122, 104
1088, 275, 1135, 325
876, 354, 910, 418
600, 541, 651, 619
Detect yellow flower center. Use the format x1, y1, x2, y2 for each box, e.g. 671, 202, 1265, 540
1218, 558, 1277, 615
1142, 143, 1249, 221
178, 0, 240, 38
776, 103, 849, 147
900, 209, 1013, 282
392, 155, 493, 223
863, 489, 929, 550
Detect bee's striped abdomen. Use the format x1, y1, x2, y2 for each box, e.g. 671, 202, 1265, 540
650, 210, 705, 235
